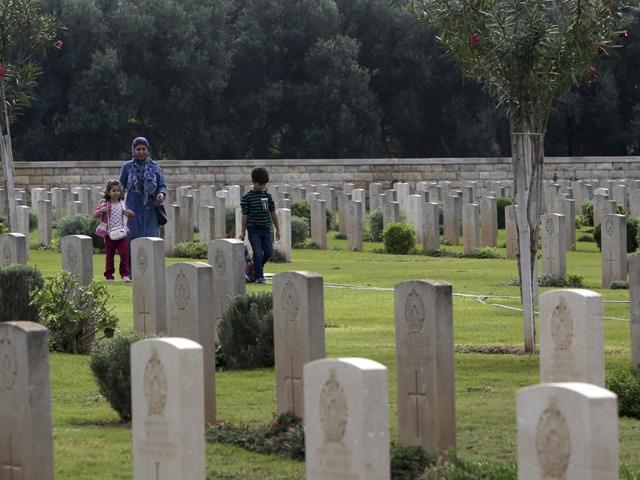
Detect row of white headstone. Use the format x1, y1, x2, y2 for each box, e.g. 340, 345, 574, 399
1, 273, 627, 479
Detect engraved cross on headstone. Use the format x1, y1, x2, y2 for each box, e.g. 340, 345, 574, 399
2, 436, 21, 479
546, 248, 555, 272
139, 298, 151, 334
607, 250, 616, 277
284, 356, 302, 416
407, 370, 427, 439
464, 236, 473, 251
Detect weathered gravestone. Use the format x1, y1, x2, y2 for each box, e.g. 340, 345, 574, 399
16, 206, 30, 261
371, 193, 387, 213
601, 214, 627, 288
0, 189, 5, 216
164, 204, 181, 256
200, 186, 216, 207
630, 189, 640, 219
601, 199, 617, 220
208, 239, 246, 341
422, 202, 440, 251
166, 262, 216, 424
558, 198, 576, 250
613, 184, 627, 211
592, 194, 607, 226
307, 192, 320, 203
304, 358, 390, 480
629, 252, 640, 372
214, 196, 226, 238
428, 184, 442, 203
180, 195, 194, 243
396, 183, 410, 215
383, 189, 397, 202
78, 188, 93, 215
541, 214, 566, 280
338, 194, 352, 234
310, 199, 327, 250
369, 183, 382, 211
274, 208, 292, 263
461, 186, 474, 206
132, 238, 167, 334
545, 183, 560, 213
347, 201, 363, 252
343, 183, 355, 195
69, 200, 83, 217
517, 383, 618, 480
443, 196, 459, 246
235, 207, 251, 250
480, 197, 497, 248
406, 195, 424, 244
227, 185, 241, 208
383, 201, 400, 230
131, 338, 205, 480
62, 235, 94, 286
462, 204, 480, 254
37, 200, 53, 246
0, 321, 55, 480
352, 189, 367, 232
395, 280, 455, 459
199, 206, 215, 246
273, 271, 326, 419
539, 289, 604, 386
0, 233, 27, 267
505, 205, 518, 260
292, 187, 306, 202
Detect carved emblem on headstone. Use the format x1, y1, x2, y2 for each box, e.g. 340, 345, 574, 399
215, 248, 226, 276
606, 218, 615, 237
551, 297, 573, 351
0, 338, 17, 390
508, 208, 515, 222
348, 204, 355, 216
546, 218, 555, 236
561, 202, 569, 216
465, 208, 471, 221
385, 203, 392, 215
2, 241, 10, 267
446, 198, 452, 208
282, 282, 299, 322
423, 212, 432, 233
405, 288, 425, 333
313, 202, 319, 213
137, 245, 148, 274
535, 396, 571, 478
174, 271, 190, 310
144, 348, 168, 417
482, 199, 489, 210
320, 369, 348, 444
67, 243, 77, 270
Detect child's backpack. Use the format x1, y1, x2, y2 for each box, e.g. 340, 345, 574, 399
244, 246, 256, 283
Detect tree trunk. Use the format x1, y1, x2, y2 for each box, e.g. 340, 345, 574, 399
1, 134, 18, 233
511, 130, 544, 352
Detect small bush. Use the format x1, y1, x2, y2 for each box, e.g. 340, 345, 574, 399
28, 207, 38, 231
538, 273, 567, 287
605, 366, 640, 419
460, 247, 503, 259
270, 248, 286, 263
0, 223, 7, 235
0, 264, 45, 323
226, 205, 238, 237
575, 215, 584, 229
581, 198, 593, 216
363, 231, 374, 242
507, 273, 584, 288
55, 214, 92, 238
390, 443, 436, 480
89, 331, 164, 421
426, 452, 517, 480
610, 280, 629, 289
334, 232, 347, 240
369, 206, 384, 242
382, 222, 417, 254
31, 271, 119, 354
217, 291, 274, 370
594, 217, 639, 253
172, 241, 208, 259
496, 197, 513, 229
329, 245, 343, 250
577, 234, 594, 242
583, 201, 594, 226
291, 216, 310, 246
565, 274, 586, 288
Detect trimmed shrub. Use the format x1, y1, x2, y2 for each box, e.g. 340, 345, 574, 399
382, 221, 417, 254
334, 232, 347, 240
538, 273, 568, 287
369, 206, 384, 242
28, 207, 38, 231
428, 452, 517, 479
581, 198, 593, 215
583, 201, 594, 226
0, 264, 44, 323
610, 280, 629, 289
594, 217, 639, 253
291, 200, 334, 230
496, 197, 513, 229
172, 241, 208, 259
55, 214, 92, 238
31, 271, 119, 354
390, 443, 436, 480
217, 291, 274, 370
89, 331, 164, 421
460, 247, 503, 259
565, 274, 586, 288
577, 234, 594, 242
226, 205, 238, 237
291, 216, 310, 246
605, 366, 640, 419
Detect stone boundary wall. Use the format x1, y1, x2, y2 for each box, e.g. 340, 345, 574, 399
3, 157, 639, 196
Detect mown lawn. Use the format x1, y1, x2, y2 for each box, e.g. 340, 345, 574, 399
25, 225, 639, 479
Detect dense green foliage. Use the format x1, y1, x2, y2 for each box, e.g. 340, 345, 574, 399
390, 443, 436, 480
172, 241, 208, 259
0, 264, 44, 323
593, 217, 639, 253
291, 216, 311, 246
217, 292, 275, 370
28, 207, 38, 231
496, 198, 513, 229
31, 271, 118, 353
55, 213, 91, 238
290, 200, 334, 230
605, 367, 640, 419
431, 453, 517, 479
89, 331, 164, 420
369, 206, 384, 242
583, 202, 594, 226
382, 221, 417, 254
226, 205, 238, 237
10, 0, 640, 160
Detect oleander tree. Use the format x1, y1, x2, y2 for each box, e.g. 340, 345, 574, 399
0, 0, 62, 231
410, 0, 639, 351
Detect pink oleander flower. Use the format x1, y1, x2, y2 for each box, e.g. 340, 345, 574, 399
56, 40, 63, 47
0, 75, 3, 81
619, 30, 628, 37
471, 33, 479, 44
605, 8, 611, 15
597, 44, 607, 54
0, 68, 4, 74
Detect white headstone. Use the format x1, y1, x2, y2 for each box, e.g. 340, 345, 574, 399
165, 204, 181, 256
396, 183, 410, 215
463, 204, 480, 254
37, 200, 53, 246
383, 201, 400, 230
480, 197, 497, 248
541, 214, 566, 280
629, 252, 640, 371
199, 206, 215, 246
0, 233, 27, 267
132, 237, 167, 334
214, 196, 226, 238
601, 214, 627, 288
443, 195, 459, 246
505, 205, 518, 260
310, 199, 327, 250
422, 202, 440, 251
180, 195, 194, 243
61, 235, 94, 286
346, 201, 363, 252
406, 195, 424, 245
274, 208, 292, 263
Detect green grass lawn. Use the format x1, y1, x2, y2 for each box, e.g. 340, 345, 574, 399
25, 225, 640, 479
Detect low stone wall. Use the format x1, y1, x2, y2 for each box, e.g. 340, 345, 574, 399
3, 156, 639, 195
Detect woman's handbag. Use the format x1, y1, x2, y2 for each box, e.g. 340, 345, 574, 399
154, 200, 168, 226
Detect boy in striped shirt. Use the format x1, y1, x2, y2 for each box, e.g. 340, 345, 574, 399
239, 166, 281, 284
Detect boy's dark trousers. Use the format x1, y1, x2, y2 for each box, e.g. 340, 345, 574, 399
105, 237, 130, 279
247, 225, 273, 279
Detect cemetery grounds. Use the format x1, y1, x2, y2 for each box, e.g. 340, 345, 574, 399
26, 225, 640, 479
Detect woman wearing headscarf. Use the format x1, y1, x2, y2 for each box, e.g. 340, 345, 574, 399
119, 137, 167, 245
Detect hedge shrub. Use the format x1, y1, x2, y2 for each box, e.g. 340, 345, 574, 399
496, 197, 513, 229
0, 264, 44, 323
605, 366, 640, 419
383, 222, 417, 254
291, 216, 310, 246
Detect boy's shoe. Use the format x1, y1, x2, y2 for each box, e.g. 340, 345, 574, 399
256, 278, 266, 284
122, 276, 131, 282
106, 279, 114, 282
